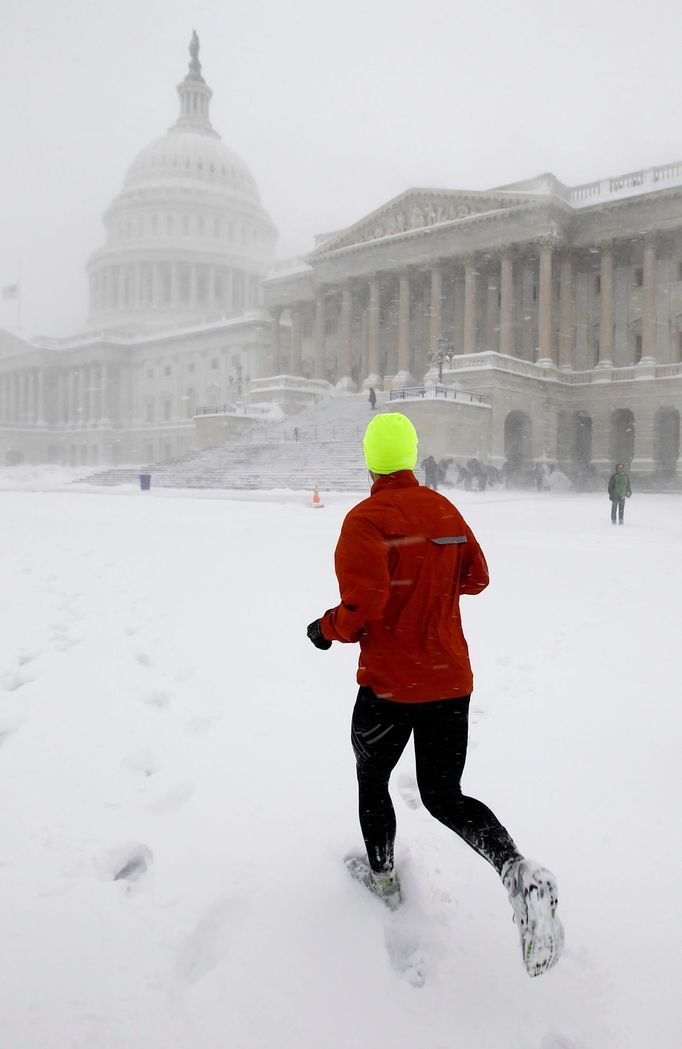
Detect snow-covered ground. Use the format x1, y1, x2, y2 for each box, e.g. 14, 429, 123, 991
1, 475, 680, 1049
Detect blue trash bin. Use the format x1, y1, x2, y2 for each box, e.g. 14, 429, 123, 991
139, 474, 152, 491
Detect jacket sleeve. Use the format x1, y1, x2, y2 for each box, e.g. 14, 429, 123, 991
626, 476, 632, 497
459, 527, 490, 595
320, 512, 391, 643
608, 475, 614, 498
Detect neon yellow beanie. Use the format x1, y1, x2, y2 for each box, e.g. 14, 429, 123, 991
363, 412, 419, 474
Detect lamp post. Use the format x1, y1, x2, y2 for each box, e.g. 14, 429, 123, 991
435, 334, 454, 383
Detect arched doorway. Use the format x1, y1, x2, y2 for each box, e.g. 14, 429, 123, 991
504, 410, 532, 472
654, 408, 680, 478
610, 409, 635, 467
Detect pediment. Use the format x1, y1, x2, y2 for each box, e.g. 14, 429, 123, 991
309, 188, 535, 257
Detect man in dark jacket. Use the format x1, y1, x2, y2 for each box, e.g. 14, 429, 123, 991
608, 463, 632, 524
306, 412, 564, 977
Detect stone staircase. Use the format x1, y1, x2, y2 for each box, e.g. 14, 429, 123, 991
82, 390, 386, 491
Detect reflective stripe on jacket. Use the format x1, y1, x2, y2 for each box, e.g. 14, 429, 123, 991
321, 471, 489, 703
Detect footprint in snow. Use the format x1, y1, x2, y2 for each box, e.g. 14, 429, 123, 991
17, 648, 40, 667
147, 782, 194, 814
122, 748, 160, 777
175, 897, 247, 984
99, 842, 153, 887
48, 623, 81, 651
141, 688, 171, 709
397, 772, 421, 810
1, 669, 34, 692
0, 718, 21, 746
134, 651, 153, 668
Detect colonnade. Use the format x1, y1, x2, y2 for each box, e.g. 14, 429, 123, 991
90, 262, 258, 316
269, 235, 666, 385
0, 364, 112, 426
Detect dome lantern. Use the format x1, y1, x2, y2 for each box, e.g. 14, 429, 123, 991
174, 30, 216, 137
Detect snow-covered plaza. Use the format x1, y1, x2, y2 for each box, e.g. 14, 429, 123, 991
1, 475, 679, 1049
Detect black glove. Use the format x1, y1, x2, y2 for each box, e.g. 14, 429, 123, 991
307, 619, 332, 650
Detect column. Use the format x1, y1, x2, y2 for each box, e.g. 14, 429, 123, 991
641, 235, 658, 363
290, 304, 303, 376
337, 284, 355, 390
537, 242, 554, 364
88, 365, 98, 423
313, 289, 326, 380
394, 271, 414, 385
57, 370, 66, 425
18, 371, 27, 423
499, 249, 514, 357
0, 375, 6, 421
133, 263, 142, 308
27, 370, 35, 422
101, 364, 110, 424
226, 269, 234, 312
152, 264, 161, 308
558, 250, 574, 370
597, 241, 614, 368
366, 277, 381, 387
190, 265, 197, 309
463, 257, 477, 356
73, 369, 82, 426
486, 272, 499, 352
271, 308, 282, 376
208, 266, 217, 311
170, 262, 179, 307
429, 262, 443, 365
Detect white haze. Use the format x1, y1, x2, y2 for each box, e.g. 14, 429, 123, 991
1, 0, 682, 335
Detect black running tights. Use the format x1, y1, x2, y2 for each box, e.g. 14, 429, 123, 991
351, 687, 521, 875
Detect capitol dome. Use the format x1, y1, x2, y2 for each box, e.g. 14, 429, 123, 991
86, 33, 277, 332
123, 130, 261, 204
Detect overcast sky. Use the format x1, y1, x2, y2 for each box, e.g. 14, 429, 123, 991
1, 0, 681, 336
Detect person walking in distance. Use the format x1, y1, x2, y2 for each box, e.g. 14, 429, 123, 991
306, 413, 564, 977
608, 463, 632, 525
368, 386, 377, 411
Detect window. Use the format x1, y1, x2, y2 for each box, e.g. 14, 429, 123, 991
635, 334, 643, 363
634, 267, 644, 287
147, 367, 154, 379
151, 214, 158, 235
147, 402, 154, 423
211, 358, 219, 370
163, 400, 172, 421
531, 284, 538, 303
187, 362, 195, 373
594, 274, 601, 295
677, 261, 682, 282
182, 215, 190, 236
164, 365, 171, 377
166, 214, 173, 234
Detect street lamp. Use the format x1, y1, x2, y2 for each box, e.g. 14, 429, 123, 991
435, 334, 454, 383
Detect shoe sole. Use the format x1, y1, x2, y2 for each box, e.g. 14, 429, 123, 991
519, 868, 564, 977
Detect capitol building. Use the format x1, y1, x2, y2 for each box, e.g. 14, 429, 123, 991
1, 35, 682, 484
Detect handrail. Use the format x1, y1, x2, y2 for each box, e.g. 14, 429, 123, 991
389, 384, 488, 404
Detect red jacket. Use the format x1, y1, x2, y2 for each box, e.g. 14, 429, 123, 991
320, 471, 489, 703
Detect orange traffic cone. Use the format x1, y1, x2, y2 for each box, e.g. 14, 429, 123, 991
311, 483, 323, 508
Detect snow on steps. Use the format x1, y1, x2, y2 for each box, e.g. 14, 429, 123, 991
83, 392, 386, 491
